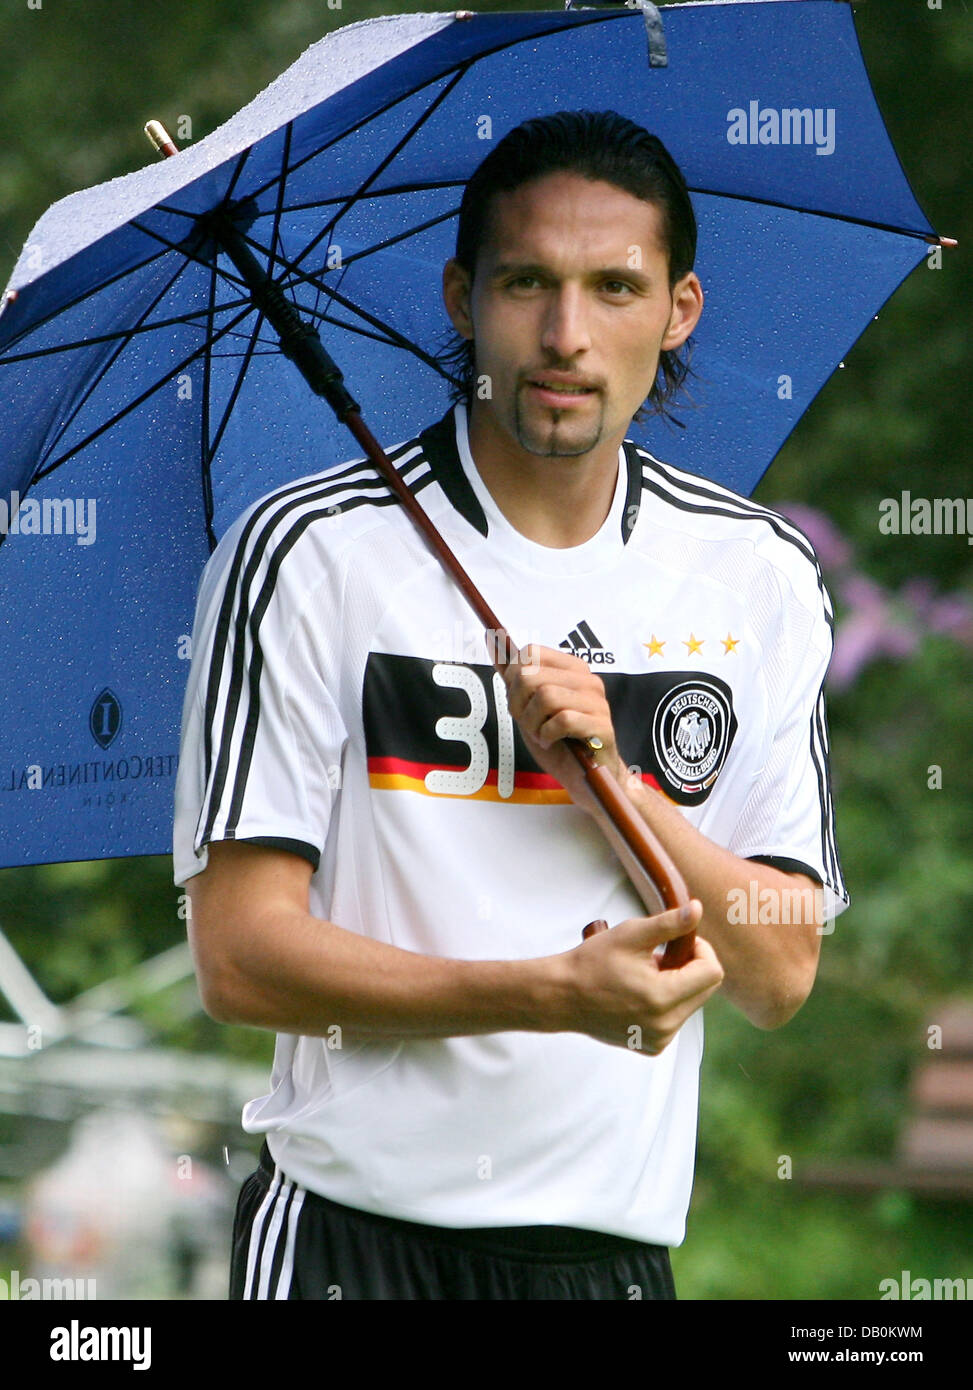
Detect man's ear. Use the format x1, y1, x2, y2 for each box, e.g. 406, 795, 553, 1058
661, 271, 704, 353
443, 258, 474, 341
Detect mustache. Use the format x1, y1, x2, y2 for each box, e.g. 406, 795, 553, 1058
520, 371, 604, 390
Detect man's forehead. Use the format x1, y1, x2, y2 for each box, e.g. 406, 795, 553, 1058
478, 172, 667, 263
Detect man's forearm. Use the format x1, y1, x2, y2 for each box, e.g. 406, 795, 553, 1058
195, 905, 566, 1040
611, 773, 823, 1028
187, 840, 722, 1052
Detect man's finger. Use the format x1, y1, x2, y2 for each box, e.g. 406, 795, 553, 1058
618, 900, 703, 943
507, 643, 593, 678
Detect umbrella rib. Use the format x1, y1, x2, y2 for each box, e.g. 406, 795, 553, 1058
0, 296, 258, 366
208, 334, 281, 352
235, 118, 338, 383
268, 179, 467, 214
266, 122, 294, 276
261, 120, 321, 333
200, 251, 219, 553
244, 205, 460, 290
30, 303, 255, 487
35, 256, 195, 479
295, 313, 460, 376
0, 247, 173, 355
222, 145, 254, 209
323, 207, 460, 272
685, 183, 936, 243
208, 306, 270, 466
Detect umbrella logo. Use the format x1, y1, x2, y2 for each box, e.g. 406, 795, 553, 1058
89, 689, 122, 750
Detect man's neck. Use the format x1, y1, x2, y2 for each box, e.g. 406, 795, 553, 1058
465, 400, 624, 549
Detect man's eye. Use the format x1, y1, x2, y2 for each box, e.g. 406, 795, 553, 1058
603, 280, 633, 295
508, 275, 541, 289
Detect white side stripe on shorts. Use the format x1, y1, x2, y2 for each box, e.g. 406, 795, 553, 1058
243, 1165, 307, 1301
243, 1167, 282, 1299
275, 1184, 306, 1300
255, 1170, 296, 1300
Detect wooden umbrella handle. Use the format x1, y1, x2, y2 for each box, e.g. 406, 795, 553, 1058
572, 753, 694, 968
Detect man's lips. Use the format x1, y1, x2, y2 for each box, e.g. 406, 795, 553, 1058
523, 375, 599, 404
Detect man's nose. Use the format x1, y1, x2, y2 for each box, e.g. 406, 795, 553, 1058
540, 285, 591, 359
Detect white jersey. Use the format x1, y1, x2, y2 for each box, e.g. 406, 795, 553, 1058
173, 401, 848, 1246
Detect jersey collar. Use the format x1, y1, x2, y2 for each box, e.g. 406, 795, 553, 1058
418, 402, 644, 560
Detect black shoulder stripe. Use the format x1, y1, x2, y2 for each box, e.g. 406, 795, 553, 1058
637, 447, 827, 581
638, 473, 833, 633
813, 686, 845, 897
638, 448, 818, 557
199, 442, 425, 806
198, 443, 433, 848
220, 473, 437, 841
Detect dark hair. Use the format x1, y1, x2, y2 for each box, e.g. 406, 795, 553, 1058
439, 110, 698, 427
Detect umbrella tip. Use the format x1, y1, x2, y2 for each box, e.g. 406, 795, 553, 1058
454, 10, 474, 19
144, 120, 179, 159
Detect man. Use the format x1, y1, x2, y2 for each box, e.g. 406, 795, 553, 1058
173, 111, 848, 1300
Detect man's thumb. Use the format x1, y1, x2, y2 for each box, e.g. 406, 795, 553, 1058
635, 900, 701, 941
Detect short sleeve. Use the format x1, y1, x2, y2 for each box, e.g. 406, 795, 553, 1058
728, 570, 849, 922
172, 504, 347, 886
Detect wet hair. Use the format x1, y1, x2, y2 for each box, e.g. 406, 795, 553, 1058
439, 110, 698, 427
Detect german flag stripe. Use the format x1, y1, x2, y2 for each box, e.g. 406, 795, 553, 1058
367, 756, 663, 803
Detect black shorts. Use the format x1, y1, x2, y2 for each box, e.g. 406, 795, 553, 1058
230, 1141, 676, 1301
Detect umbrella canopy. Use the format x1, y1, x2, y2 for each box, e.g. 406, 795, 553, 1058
0, 1, 938, 868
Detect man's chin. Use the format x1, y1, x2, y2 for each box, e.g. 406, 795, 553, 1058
519, 434, 599, 459
514, 405, 604, 458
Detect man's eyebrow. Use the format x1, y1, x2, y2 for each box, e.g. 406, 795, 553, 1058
489, 260, 655, 285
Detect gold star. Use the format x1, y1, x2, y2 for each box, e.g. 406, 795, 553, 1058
683, 633, 704, 656
643, 634, 666, 658
721, 632, 740, 654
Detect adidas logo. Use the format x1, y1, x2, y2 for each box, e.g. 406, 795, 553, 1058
559, 619, 615, 665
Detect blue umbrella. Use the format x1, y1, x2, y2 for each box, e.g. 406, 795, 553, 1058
0, 1, 944, 869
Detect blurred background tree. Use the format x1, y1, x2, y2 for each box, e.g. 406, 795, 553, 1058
0, 0, 969, 1300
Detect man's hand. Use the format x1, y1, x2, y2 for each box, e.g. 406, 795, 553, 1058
501, 640, 824, 1029
553, 899, 723, 1054
501, 643, 627, 808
